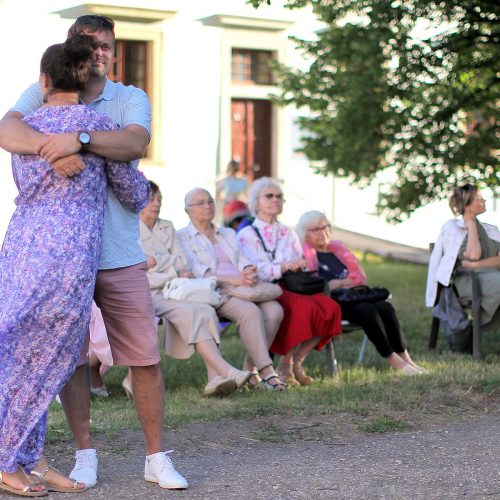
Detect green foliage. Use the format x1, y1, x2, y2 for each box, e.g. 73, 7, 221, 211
250, 0, 500, 221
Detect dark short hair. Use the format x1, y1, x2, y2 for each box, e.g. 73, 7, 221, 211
449, 184, 478, 216
149, 180, 160, 195
41, 34, 97, 92
68, 15, 115, 41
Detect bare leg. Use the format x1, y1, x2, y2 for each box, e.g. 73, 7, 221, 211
129, 364, 164, 455
195, 340, 234, 380
292, 338, 321, 385
59, 365, 93, 450
89, 353, 103, 389
277, 350, 299, 386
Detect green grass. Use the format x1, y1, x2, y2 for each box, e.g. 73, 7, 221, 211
46, 258, 500, 442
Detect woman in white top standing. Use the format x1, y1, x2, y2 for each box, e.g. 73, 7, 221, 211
426, 184, 500, 325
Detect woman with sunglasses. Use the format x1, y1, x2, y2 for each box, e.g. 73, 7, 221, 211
427, 184, 500, 326
297, 211, 425, 375
237, 178, 342, 386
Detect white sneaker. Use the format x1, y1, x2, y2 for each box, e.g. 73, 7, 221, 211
144, 451, 188, 490
69, 450, 98, 488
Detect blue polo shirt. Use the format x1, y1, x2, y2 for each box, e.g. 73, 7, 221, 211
12, 79, 152, 270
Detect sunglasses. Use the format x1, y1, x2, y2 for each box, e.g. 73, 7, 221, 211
75, 15, 115, 30
260, 193, 285, 201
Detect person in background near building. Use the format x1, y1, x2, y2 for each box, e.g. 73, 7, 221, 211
237, 178, 342, 386
216, 159, 248, 205
426, 184, 500, 325
298, 211, 426, 375
0, 34, 150, 497
0, 15, 188, 491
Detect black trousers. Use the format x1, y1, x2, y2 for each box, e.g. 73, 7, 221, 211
340, 300, 407, 358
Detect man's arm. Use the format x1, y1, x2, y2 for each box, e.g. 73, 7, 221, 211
0, 111, 47, 154
39, 124, 150, 164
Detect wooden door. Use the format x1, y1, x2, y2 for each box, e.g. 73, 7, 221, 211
231, 99, 272, 181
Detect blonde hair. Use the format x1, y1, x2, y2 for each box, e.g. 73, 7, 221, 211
449, 184, 478, 216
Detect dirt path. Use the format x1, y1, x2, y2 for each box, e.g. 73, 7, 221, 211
5, 411, 495, 499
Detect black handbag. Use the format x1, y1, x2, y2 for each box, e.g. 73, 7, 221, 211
281, 270, 326, 295
330, 285, 390, 305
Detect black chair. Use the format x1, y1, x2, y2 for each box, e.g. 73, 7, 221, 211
428, 269, 482, 359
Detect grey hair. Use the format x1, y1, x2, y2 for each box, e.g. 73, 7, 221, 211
296, 210, 330, 242
247, 177, 282, 215
184, 187, 212, 210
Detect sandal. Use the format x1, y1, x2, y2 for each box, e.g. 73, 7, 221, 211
31, 465, 86, 493
0, 470, 47, 497
247, 371, 262, 389
261, 374, 286, 391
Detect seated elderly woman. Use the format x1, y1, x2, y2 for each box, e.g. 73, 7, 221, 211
237, 178, 342, 386
140, 181, 254, 397
426, 184, 500, 326
177, 188, 286, 390
297, 211, 425, 375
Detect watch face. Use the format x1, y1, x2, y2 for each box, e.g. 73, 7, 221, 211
79, 132, 91, 145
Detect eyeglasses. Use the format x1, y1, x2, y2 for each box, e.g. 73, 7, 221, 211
260, 193, 285, 201
187, 199, 215, 208
306, 224, 331, 234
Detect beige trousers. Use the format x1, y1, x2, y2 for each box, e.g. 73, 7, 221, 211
217, 297, 283, 370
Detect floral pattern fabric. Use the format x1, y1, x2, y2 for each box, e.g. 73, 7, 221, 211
237, 218, 303, 281
0, 105, 150, 473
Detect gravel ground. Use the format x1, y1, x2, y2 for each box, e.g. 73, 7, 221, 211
3, 411, 497, 499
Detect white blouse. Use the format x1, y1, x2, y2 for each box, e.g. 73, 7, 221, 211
237, 218, 303, 282
177, 221, 252, 279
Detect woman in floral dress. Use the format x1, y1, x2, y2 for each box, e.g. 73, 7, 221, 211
0, 35, 150, 496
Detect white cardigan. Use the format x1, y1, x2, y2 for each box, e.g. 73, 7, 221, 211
425, 219, 500, 307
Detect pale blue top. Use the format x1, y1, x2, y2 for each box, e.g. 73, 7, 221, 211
12, 79, 152, 269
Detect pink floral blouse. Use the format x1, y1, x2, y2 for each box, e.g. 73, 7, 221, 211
237, 218, 303, 282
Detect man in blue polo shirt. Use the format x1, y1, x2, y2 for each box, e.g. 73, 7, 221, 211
0, 15, 188, 491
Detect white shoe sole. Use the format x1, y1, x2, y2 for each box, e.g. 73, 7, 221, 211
144, 475, 188, 490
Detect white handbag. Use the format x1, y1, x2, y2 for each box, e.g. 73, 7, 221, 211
163, 277, 222, 306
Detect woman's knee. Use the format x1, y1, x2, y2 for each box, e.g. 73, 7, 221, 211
260, 300, 284, 324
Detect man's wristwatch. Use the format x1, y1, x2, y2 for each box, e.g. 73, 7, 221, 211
78, 131, 91, 150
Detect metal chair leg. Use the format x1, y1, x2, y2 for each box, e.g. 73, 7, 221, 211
358, 335, 368, 363
325, 340, 338, 375
429, 316, 440, 349
470, 272, 481, 359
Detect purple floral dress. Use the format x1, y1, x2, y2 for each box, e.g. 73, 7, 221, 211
0, 105, 150, 473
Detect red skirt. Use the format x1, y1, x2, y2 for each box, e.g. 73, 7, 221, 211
270, 288, 342, 355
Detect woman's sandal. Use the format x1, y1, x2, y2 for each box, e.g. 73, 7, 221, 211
247, 371, 262, 389
0, 470, 47, 497
261, 374, 286, 391
31, 465, 86, 493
